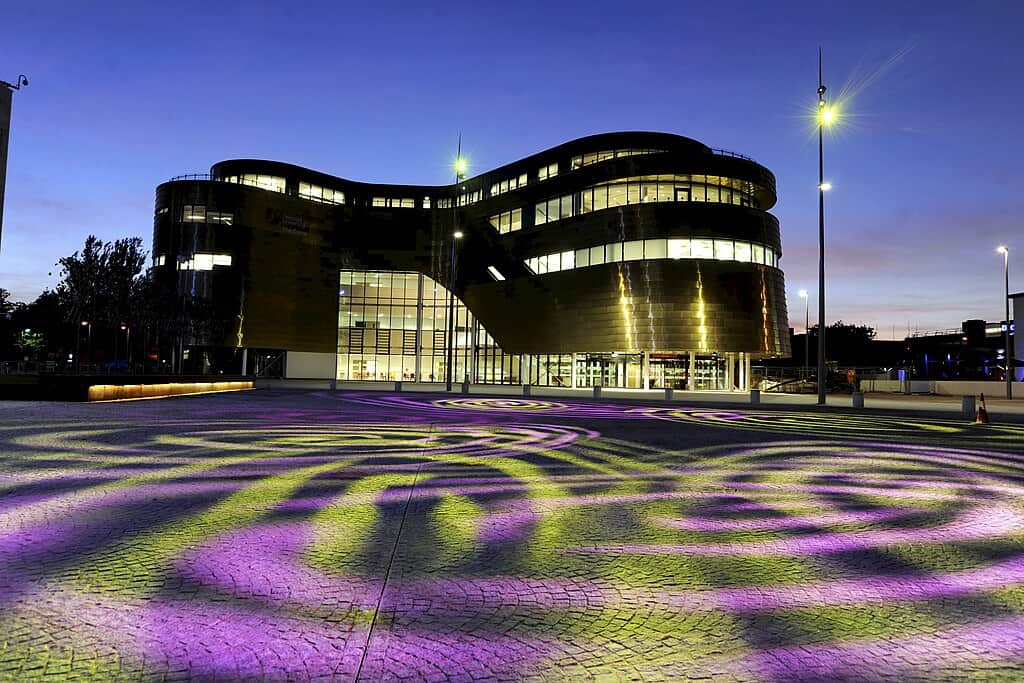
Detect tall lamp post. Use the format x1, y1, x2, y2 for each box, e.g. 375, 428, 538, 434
998, 245, 1012, 399
0, 74, 28, 256
799, 289, 809, 378
445, 149, 468, 391
816, 50, 835, 405
121, 323, 131, 370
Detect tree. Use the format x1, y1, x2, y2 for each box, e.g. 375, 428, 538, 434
55, 235, 147, 327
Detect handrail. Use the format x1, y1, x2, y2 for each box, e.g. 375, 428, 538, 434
710, 148, 758, 163
167, 173, 214, 182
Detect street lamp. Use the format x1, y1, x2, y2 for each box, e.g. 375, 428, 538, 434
121, 323, 131, 370
816, 49, 836, 405
78, 320, 91, 373
0, 74, 28, 257
799, 289, 809, 378
446, 141, 468, 391
998, 245, 1012, 399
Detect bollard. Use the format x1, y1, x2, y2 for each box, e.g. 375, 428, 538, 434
664, 387, 673, 402
329, 378, 337, 391
394, 381, 402, 393
522, 384, 531, 397
593, 385, 602, 399
750, 389, 760, 405
461, 381, 470, 395
961, 395, 976, 421
852, 391, 864, 408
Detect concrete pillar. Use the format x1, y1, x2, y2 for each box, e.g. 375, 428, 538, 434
687, 351, 696, 391
414, 274, 424, 383
571, 352, 578, 388
745, 355, 752, 391
737, 352, 746, 391
642, 351, 650, 390
750, 389, 760, 405
241, 348, 248, 375
725, 353, 734, 391
961, 395, 975, 420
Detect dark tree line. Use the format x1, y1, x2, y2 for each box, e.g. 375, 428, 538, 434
1, 235, 178, 371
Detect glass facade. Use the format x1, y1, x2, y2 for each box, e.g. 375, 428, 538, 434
524, 237, 778, 275
570, 148, 667, 169
337, 269, 736, 389
535, 174, 759, 226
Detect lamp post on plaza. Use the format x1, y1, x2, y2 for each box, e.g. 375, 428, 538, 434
445, 146, 468, 391
799, 289, 809, 377
816, 50, 836, 405
997, 245, 1012, 399
121, 323, 131, 370
77, 320, 91, 373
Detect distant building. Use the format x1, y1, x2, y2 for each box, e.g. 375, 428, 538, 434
152, 132, 791, 388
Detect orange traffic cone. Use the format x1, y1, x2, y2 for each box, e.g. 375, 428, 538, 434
975, 393, 990, 425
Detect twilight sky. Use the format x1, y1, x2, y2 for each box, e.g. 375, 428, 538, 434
2, 0, 1021, 338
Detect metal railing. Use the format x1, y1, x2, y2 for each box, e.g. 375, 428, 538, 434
167, 173, 214, 183
710, 148, 758, 163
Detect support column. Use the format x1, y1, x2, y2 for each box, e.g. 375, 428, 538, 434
642, 351, 650, 390
571, 353, 578, 388
745, 355, 752, 391
470, 318, 479, 384
241, 348, 248, 376
414, 274, 423, 383
725, 353, 734, 391
687, 351, 696, 391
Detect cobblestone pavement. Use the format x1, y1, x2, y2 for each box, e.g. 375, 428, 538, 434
2, 390, 1024, 681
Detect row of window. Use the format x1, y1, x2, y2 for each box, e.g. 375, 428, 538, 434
488, 208, 523, 234
177, 253, 233, 271
372, 197, 417, 208
299, 182, 345, 205
221, 174, 286, 193
535, 175, 758, 227
570, 148, 666, 170
182, 205, 233, 224
490, 173, 528, 197
537, 162, 559, 181
523, 237, 779, 275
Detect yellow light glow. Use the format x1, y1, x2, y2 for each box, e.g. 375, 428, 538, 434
819, 182, 832, 191
997, 245, 1008, 254
454, 157, 468, 175
820, 106, 836, 124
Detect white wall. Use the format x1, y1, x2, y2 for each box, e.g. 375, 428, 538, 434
285, 352, 336, 379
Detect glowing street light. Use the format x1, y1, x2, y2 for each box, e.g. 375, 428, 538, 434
815, 49, 837, 405
997, 245, 1012, 399
454, 156, 468, 180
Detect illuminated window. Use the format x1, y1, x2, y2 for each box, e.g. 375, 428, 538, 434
207, 211, 233, 225
182, 205, 206, 222
223, 174, 285, 193
458, 189, 482, 206
525, 238, 778, 276
372, 197, 387, 207
487, 266, 506, 281
537, 162, 558, 181
488, 208, 523, 235
153, 254, 166, 267
490, 173, 528, 196
299, 182, 345, 205
178, 253, 233, 271
422, 196, 431, 209
570, 149, 667, 170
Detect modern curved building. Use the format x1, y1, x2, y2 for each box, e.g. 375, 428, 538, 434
152, 131, 790, 389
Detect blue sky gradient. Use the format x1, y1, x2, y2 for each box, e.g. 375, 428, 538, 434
2, 0, 1021, 337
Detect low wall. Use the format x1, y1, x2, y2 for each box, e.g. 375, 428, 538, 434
861, 378, 1024, 397
285, 352, 336, 379
87, 380, 253, 401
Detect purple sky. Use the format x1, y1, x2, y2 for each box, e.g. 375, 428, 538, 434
2, 1, 1021, 338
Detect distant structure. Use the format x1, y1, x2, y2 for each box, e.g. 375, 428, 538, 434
152, 132, 791, 388
0, 74, 28, 255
